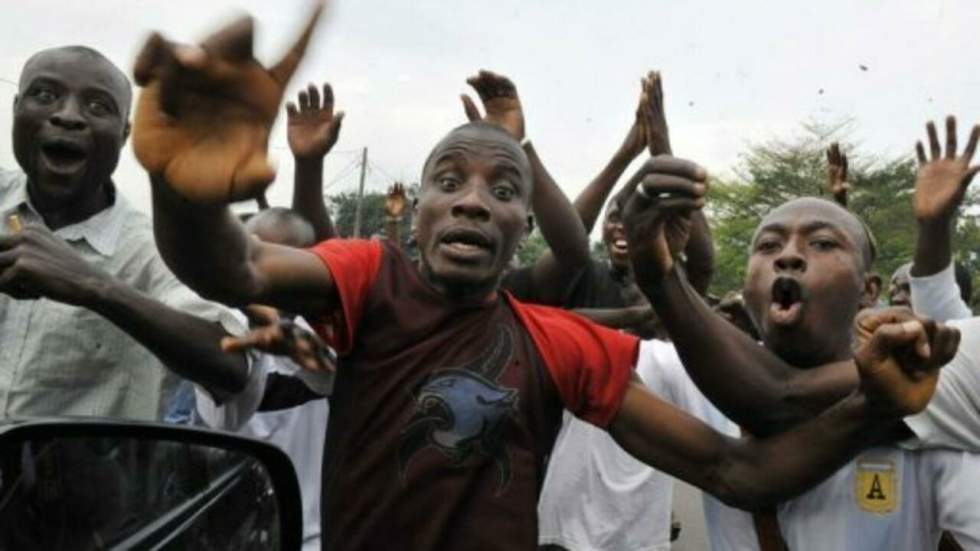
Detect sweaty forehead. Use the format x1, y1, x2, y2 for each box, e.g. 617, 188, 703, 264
423, 125, 531, 183
21, 50, 131, 110
755, 198, 872, 265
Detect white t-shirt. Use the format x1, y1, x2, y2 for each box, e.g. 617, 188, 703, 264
537, 340, 750, 551
773, 446, 980, 550
905, 262, 980, 452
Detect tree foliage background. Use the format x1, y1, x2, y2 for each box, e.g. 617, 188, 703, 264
707, 121, 980, 308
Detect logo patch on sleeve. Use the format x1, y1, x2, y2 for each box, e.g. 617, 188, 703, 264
855, 458, 898, 515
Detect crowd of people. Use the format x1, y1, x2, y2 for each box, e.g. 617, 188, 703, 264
2, 2, 980, 550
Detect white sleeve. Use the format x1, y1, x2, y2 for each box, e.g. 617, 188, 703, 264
902, 317, 980, 452
909, 261, 973, 322
195, 352, 270, 431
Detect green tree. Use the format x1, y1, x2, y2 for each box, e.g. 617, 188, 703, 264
708, 121, 980, 302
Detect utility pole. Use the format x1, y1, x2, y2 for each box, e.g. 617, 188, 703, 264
352, 147, 368, 238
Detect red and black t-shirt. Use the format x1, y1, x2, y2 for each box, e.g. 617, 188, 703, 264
310, 239, 638, 551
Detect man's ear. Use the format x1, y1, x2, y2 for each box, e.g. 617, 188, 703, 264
860, 272, 882, 309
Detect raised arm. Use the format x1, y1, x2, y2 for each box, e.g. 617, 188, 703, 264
287, 82, 344, 242
911, 116, 980, 278
826, 142, 850, 208
609, 310, 958, 510
462, 70, 589, 304
575, 71, 671, 233
0, 226, 247, 400
622, 157, 859, 435
384, 183, 407, 249
133, 4, 337, 317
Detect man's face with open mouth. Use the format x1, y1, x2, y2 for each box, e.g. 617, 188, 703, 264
13, 49, 130, 210
415, 124, 532, 298
603, 201, 630, 272
743, 198, 869, 367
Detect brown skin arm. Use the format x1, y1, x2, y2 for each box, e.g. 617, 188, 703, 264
384, 183, 407, 249
826, 142, 850, 208
610, 376, 886, 510
911, 116, 980, 277
150, 176, 338, 319
574, 305, 654, 331
0, 226, 247, 400
135, 6, 339, 318
462, 71, 590, 305
519, 142, 591, 305
288, 82, 344, 242
610, 312, 958, 510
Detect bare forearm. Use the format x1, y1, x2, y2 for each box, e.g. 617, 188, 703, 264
575, 149, 639, 232
611, 382, 884, 511
524, 142, 590, 267
150, 175, 262, 306
719, 391, 890, 510
643, 265, 857, 434
292, 157, 336, 242
912, 219, 953, 277
683, 211, 715, 295
86, 276, 248, 401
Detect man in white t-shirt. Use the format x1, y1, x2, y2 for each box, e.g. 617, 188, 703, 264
622, 117, 980, 549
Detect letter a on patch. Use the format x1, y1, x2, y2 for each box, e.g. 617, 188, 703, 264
855, 458, 898, 514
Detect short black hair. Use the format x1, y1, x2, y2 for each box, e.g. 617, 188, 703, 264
245, 207, 316, 248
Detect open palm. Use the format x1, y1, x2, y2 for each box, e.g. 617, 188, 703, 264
132, 3, 324, 204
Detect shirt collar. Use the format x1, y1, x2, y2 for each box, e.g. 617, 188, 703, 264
4, 174, 127, 257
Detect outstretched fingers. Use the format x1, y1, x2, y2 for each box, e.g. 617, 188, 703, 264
927, 120, 941, 160
945, 115, 958, 160
270, 0, 326, 85
461, 94, 481, 121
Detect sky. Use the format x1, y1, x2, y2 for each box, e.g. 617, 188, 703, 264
1, 0, 978, 223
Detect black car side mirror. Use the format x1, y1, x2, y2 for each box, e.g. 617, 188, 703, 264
0, 418, 302, 551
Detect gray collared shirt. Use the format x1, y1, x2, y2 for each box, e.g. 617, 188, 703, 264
0, 168, 243, 420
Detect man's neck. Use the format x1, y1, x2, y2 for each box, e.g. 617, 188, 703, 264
418, 263, 499, 306
27, 180, 113, 231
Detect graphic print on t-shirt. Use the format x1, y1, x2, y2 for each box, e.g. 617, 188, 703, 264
855, 456, 898, 515
398, 325, 519, 495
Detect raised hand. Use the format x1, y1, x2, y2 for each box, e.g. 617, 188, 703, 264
913, 116, 980, 225
853, 307, 959, 416
385, 183, 408, 219
287, 82, 345, 161
826, 142, 849, 207
641, 71, 672, 156
621, 156, 708, 282
618, 77, 651, 160
221, 304, 335, 372
132, 2, 325, 204
460, 70, 525, 141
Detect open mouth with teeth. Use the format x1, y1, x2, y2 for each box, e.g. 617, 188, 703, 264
769, 276, 806, 327
609, 238, 629, 257
438, 228, 494, 263
40, 141, 88, 174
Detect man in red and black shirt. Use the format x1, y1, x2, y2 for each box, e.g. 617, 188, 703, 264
133, 8, 959, 550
